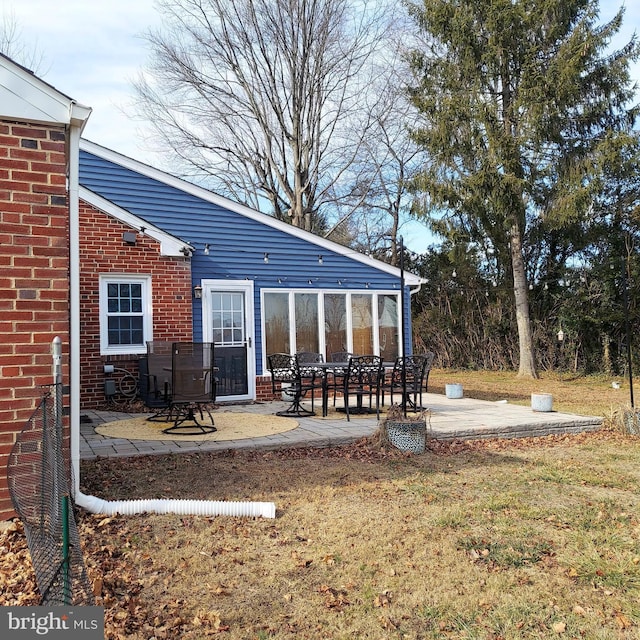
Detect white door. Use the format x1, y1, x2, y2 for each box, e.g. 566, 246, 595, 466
201, 280, 255, 401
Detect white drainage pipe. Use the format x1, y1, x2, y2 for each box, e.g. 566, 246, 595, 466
75, 492, 276, 519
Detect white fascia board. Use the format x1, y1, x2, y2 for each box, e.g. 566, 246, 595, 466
0, 56, 91, 127
79, 186, 192, 257
70, 102, 93, 131
80, 139, 426, 286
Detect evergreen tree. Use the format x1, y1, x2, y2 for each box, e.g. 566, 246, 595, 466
405, 0, 639, 377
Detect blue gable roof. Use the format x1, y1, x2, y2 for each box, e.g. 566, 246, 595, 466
78, 140, 422, 290
78, 140, 424, 373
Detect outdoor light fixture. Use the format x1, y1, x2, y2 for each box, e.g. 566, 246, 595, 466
203, 243, 210, 255
193, 285, 202, 299
123, 231, 137, 245
264, 253, 269, 263
318, 254, 323, 264
557, 329, 565, 342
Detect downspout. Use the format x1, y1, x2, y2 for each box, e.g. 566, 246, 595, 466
68, 118, 82, 499
67, 118, 275, 519
74, 494, 276, 518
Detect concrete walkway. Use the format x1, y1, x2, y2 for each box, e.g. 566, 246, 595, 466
80, 394, 603, 460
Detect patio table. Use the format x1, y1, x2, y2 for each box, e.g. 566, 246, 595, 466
310, 362, 395, 417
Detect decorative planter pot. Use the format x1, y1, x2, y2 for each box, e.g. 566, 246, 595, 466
445, 383, 463, 399
531, 393, 553, 412
385, 420, 427, 454
623, 410, 640, 435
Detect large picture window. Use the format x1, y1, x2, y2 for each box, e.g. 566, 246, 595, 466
264, 291, 290, 355
295, 293, 319, 353
378, 294, 399, 362
324, 293, 347, 356
262, 290, 400, 367
99, 275, 152, 355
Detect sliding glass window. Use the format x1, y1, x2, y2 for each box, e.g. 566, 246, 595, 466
324, 293, 347, 357
263, 290, 400, 365
264, 292, 290, 355
295, 293, 319, 353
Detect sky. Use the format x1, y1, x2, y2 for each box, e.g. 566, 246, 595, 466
2, 0, 639, 254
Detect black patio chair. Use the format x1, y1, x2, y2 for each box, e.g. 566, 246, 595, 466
382, 352, 435, 414
163, 342, 217, 434
267, 353, 323, 417
297, 351, 325, 387
327, 351, 352, 408
142, 340, 173, 421
342, 355, 383, 421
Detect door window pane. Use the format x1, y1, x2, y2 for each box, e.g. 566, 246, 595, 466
324, 293, 347, 357
211, 292, 245, 346
351, 294, 373, 355
378, 294, 399, 361
295, 293, 319, 353
264, 292, 290, 354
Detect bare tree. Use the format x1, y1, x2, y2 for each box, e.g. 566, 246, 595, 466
319, 10, 428, 263
325, 70, 425, 264
134, 0, 389, 232
0, 10, 45, 73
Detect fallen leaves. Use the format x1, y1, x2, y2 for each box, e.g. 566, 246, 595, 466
373, 590, 392, 608
318, 584, 350, 610
1, 425, 638, 639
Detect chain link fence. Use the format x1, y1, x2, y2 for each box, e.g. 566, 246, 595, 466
7, 376, 95, 605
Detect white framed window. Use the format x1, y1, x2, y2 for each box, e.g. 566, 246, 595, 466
261, 289, 400, 369
99, 275, 152, 355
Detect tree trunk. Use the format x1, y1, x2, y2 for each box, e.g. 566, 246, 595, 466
510, 222, 538, 378
602, 333, 612, 375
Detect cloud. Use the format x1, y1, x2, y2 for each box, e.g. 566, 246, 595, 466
2, 0, 160, 161
2, 0, 638, 175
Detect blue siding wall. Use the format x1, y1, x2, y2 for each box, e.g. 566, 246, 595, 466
79, 150, 412, 374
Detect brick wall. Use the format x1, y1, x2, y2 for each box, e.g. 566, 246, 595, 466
0, 122, 69, 518
256, 376, 276, 401
79, 202, 193, 408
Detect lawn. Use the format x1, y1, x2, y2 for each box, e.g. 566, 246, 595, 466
2, 370, 640, 639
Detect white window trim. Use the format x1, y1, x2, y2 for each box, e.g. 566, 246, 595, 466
99, 274, 153, 356
260, 288, 400, 372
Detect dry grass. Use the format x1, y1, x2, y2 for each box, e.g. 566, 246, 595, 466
75, 430, 640, 639
5, 370, 640, 638
427, 368, 634, 427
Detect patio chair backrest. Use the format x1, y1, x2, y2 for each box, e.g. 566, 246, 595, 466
345, 355, 383, 386
296, 352, 325, 378
147, 341, 172, 379
143, 341, 173, 402
267, 353, 300, 386
297, 351, 324, 364
171, 342, 216, 404
388, 352, 436, 397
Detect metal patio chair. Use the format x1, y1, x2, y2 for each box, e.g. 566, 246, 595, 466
141, 340, 173, 421
163, 342, 217, 434
327, 351, 352, 409
267, 353, 323, 417
342, 354, 383, 421
382, 352, 435, 414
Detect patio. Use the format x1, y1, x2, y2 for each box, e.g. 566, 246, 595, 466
79, 393, 603, 460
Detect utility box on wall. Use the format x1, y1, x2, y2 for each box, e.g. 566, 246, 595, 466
104, 379, 116, 397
